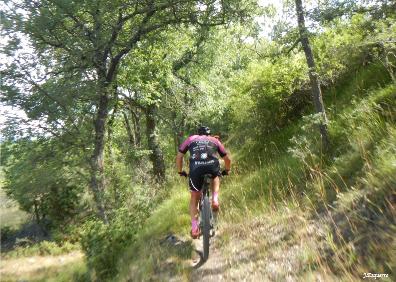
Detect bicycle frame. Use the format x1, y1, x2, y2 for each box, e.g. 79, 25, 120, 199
201, 174, 211, 200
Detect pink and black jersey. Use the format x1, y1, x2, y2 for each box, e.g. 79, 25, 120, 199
180, 135, 227, 191
179, 135, 227, 161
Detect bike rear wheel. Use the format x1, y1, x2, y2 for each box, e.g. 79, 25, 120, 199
202, 195, 211, 261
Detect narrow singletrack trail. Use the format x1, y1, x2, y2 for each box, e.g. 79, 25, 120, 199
191, 231, 230, 280
189, 212, 332, 281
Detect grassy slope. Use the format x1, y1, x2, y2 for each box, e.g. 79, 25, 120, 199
0, 170, 28, 229
117, 183, 193, 281
0, 252, 87, 282
0, 188, 28, 229
116, 64, 395, 281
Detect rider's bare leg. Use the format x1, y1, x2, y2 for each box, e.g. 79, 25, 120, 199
211, 176, 220, 208
190, 191, 200, 224
211, 176, 220, 194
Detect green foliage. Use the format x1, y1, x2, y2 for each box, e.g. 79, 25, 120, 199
288, 113, 326, 167
314, 13, 395, 87
288, 79, 395, 205
0, 188, 28, 228
227, 9, 395, 161
80, 219, 135, 280
117, 183, 192, 281
312, 14, 368, 84
226, 54, 307, 162
80, 184, 155, 280
1, 139, 86, 225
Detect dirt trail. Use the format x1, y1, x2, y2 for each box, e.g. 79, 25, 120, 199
189, 213, 331, 282
0, 251, 84, 279
191, 231, 236, 281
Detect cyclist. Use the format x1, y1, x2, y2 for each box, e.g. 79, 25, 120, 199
176, 126, 232, 239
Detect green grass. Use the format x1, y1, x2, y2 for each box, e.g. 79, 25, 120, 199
37, 261, 89, 282
2, 241, 81, 259
0, 258, 88, 282
114, 149, 308, 280
1, 167, 27, 228
0, 186, 28, 229
325, 62, 392, 112
299, 84, 396, 277
116, 182, 193, 281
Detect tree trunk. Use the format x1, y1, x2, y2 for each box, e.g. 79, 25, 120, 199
131, 107, 142, 148
107, 93, 120, 205
171, 111, 182, 153
145, 104, 166, 182
90, 84, 109, 224
295, 0, 330, 150
123, 111, 136, 147
123, 105, 143, 148
33, 200, 40, 224
107, 85, 118, 153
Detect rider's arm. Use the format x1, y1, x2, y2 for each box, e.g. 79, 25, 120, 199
223, 154, 231, 172
176, 152, 184, 173
214, 138, 231, 172
177, 136, 193, 173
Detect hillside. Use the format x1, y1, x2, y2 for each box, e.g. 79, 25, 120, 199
115, 68, 396, 281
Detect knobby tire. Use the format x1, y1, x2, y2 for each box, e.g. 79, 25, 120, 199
202, 195, 211, 261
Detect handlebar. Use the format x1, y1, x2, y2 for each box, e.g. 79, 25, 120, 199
178, 170, 229, 178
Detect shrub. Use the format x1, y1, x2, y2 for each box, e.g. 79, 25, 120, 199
0, 225, 15, 243
80, 185, 154, 280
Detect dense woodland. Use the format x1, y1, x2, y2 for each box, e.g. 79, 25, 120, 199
1, 0, 395, 281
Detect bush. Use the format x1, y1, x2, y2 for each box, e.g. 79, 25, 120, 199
81, 185, 154, 280
0, 225, 15, 243
81, 217, 139, 280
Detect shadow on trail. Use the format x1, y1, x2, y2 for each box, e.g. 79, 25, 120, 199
192, 249, 205, 269
161, 233, 210, 269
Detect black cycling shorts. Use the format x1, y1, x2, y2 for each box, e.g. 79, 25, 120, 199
188, 158, 220, 192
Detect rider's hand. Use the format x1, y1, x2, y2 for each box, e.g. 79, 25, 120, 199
178, 171, 188, 177
221, 169, 230, 176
